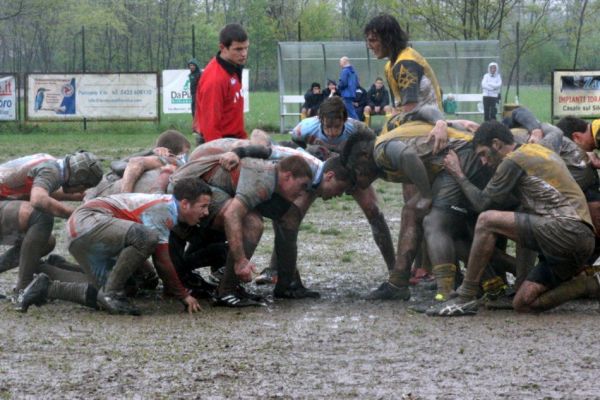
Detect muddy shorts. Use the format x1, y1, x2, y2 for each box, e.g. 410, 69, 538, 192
68, 207, 137, 287
516, 213, 595, 288
0, 200, 24, 245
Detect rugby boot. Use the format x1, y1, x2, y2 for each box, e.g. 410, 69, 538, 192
366, 281, 411, 301
432, 263, 457, 302
96, 289, 141, 316
484, 291, 515, 310
14, 273, 50, 313
255, 267, 278, 285
213, 292, 266, 308
482, 276, 509, 301
206, 266, 225, 286
425, 296, 479, 316
274, 280, 320, 299
426, 280, 481, 316
184, 271, 217, 299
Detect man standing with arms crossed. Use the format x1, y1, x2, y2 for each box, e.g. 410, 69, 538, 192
194, 23, 249, 145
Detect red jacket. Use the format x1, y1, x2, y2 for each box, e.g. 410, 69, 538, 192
194, 55, 247, 142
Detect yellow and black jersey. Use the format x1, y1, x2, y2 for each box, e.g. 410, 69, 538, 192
505, 144, 592, 226
385, 47, 442, 111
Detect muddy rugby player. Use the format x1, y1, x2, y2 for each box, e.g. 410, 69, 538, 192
0, 152, 103, 307
183, 135, 395, 300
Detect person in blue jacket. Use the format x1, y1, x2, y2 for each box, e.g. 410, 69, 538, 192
338, 56, 359, 120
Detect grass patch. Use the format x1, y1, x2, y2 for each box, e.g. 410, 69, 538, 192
341, 251, 355, 263
299, 222, 317, 233
320, 227, 341, 236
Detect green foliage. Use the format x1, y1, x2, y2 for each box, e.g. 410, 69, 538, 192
299, 2, 341, 41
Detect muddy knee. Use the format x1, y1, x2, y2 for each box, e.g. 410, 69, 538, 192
125, 224, 158, 256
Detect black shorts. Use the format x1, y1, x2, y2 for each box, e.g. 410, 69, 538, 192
516, 213, 595, 288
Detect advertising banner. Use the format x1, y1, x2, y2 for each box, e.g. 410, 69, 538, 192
162, 69, 192, 114
553, 70, 600, 119
0, 75, 17, 121
27, 73, 158, 120
162, 69, 250, 114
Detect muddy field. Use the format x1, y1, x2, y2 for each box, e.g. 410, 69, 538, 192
1, 182, 600, 399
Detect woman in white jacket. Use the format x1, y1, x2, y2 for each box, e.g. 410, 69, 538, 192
481, 62, 501, 121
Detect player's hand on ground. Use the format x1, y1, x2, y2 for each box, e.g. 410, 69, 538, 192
182, 295, 201, 314
219, 152, 240, 171
443, 150, 465, 179
235, 258, 257, 282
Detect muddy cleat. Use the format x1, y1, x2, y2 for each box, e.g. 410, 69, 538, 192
408, 299, 440, 314
213, 292, 266, 308
274, 282, 320, 299
367, 281, 411, 300
254, 267, 278, 285
484, 294, 514, 310
206, 266, 225, 286
14, 273, 51, 313
185, 272, 217, 299
96, 289, 141, 316
426, 297, 479, 317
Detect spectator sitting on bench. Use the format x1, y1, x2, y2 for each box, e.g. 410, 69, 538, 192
363, 77, 393, 127
323, 79, 340, 99
301, 82, 325, 119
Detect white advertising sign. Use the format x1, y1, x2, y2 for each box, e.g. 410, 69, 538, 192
553, 70, 600, 119
162, 69, 192, 114
0, 75, 17, 121
162, 69, 250, 114
27, 74, 158, 120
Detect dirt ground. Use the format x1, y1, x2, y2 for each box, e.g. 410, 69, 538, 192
1, 182, 600, 399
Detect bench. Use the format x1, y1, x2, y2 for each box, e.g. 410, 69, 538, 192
280, 95, 305, 133
443, 93, 484, 116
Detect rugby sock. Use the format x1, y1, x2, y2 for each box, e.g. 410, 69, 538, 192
16, 210, 54, 291
272, 224, 298, 289
532, 275, 600, 311
388, 269, 410, 287
364, 112, 371, 127
432, 263, 457, 301
456, 279, 479, 300
48, 281, 98, 309
105, 246, 149, 293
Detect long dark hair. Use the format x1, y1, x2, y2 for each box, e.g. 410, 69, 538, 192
364, 13, 408, 61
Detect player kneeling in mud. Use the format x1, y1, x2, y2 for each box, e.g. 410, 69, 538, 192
428, 121, 598, 316
18, 178, 211, 316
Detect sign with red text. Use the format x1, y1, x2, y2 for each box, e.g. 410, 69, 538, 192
553, 70, 600, 119
0, 75, 17, 121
